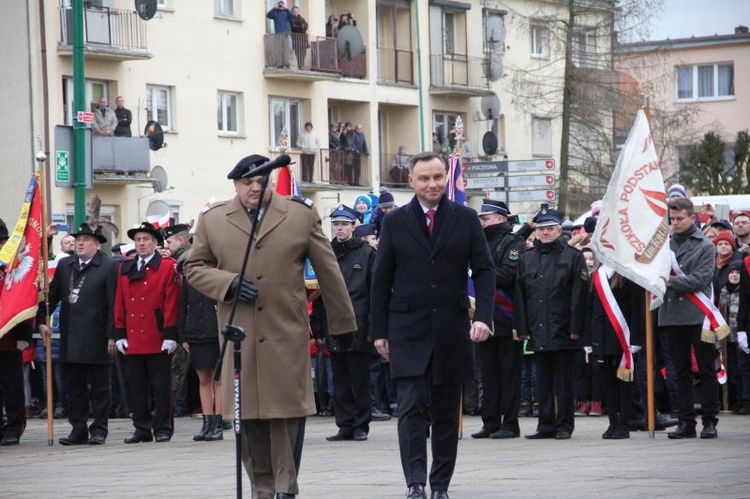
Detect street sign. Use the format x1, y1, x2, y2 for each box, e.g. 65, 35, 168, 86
56, 151, 70, 182
506, 159, 555, 173
506, 174, 555, 188
465, 159, 556, 176
466, 174, 555, 190
506, 190, 556, 202
466, 176, 504, 189
465, 161, 505, 175
77, 111, 95, 124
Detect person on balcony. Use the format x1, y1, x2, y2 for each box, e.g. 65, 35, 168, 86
297, 122, 320, 183
340, 122, 355, 185
390, 145, 410, 187
267, 1, 293, 68
352, 124, 369, 187
328, 122, 342, 184
92, 97, 117, 136
113, 96, 132, 137
290, 6, 309, 69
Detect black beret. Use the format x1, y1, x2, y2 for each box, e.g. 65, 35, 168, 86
162, 224, 189, 239
227, 154, 270, 180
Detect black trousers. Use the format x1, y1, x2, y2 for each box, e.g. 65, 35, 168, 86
477, 335, 522, 433
300, 153, 316, 182
396, 376, 461, 492
126, 353, 173, 436
600, 356, 633, 426
663, 324, 719, 423
64, 362, 110, 438
0, 351, 25, 439
535, 350, 576, 435
331, 350, 371, 433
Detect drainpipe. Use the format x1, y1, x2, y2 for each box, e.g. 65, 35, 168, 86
415, 0, 425, 150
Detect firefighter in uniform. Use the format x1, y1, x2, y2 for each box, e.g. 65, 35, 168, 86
115, 221, 181, 443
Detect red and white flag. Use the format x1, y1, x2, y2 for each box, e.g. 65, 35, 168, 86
146, 212, 170, 230
591, 110, 671, 308
0, 176, 42, 338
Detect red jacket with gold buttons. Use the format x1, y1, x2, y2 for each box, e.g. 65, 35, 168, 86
114, 252, 181, 354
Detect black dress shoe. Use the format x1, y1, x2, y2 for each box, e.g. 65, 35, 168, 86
276, 494, 296, 499
609, 426, 630, 439
431, 491, 450, 499
88, 434, 106, 445
406, 484, 427, 499
326, 430, 353, 441
524, 431, 555, 440
0, 436, 20, 446
490, 429, 520, 439
59, 435, 88, 446
470, 427, 496, 439
602, 425, 616, 439
353, 428, 368, 441
124, 433, 153, 444
554, 430, 572, 440
154, 433, 171, 443
667, 422, 696, 439
655, 412, 679, 430
700, 420, 718, 439
371, 408, 392, 421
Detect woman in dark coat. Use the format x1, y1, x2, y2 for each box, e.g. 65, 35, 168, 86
587, 267, 645, 439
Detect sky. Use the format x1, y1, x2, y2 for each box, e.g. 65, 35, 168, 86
648, 0, 748, 40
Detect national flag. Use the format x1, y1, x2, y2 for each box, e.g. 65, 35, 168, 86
0, 176, 42, 338
202, 196, 217, 214
276, 163, 299, 197
590, 109, 671, 308
445, 152, 468, 207
146, 212, 171, 230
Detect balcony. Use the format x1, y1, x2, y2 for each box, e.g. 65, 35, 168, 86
379, 152, 411, 189
268, 148, 371, 189
378, 48, 414, 85
264, 34, 343, 82
58, 5, 151, 61
340, 48, 367, 80
429, 54, 493, 96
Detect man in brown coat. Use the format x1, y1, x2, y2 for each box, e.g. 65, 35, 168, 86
185, 154, 356, 499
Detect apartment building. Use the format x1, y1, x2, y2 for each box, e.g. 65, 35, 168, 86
1, 0, 616, 243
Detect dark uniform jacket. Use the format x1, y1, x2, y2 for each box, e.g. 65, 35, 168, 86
586, 273, 645, 358
515, 237, 588, 351
114, 252, 181, 355
483, 222, 525, 336
37, 251, 118, 364
178, 280, 219, 345
311, 236, 376, 352
371, 196, 495, 384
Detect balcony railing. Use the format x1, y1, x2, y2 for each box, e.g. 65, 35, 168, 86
379, 152, 411, 189
269, 148, 371, 188
430, 54, 490, 93
59, 5, 148, 53
264, 33, 340, 73
378, 47, 414, 85
340, 48, 367, 79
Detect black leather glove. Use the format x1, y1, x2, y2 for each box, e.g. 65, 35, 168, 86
228, 276, 259, 303
336, 332, 356, 351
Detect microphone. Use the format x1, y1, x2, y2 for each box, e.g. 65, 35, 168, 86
241, 155, 292, 178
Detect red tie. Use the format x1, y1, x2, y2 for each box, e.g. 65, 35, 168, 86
426, 209, 436, 235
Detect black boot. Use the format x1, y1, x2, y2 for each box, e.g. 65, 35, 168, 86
193, 415, 209, 441
700, 418, 718, 439
205, 415, 224, 441
602, 414, 618, 439
610, 424, 630, 440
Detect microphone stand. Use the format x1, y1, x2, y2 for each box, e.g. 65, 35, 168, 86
213, 172, 272, 499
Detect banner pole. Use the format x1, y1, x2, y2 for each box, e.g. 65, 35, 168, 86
645, 289, 656, 439
37, 166, 54, 446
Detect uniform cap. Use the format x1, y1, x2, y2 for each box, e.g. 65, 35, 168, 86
227, 154, 270, 179
535, 208, 563, 227
478, 200, 510, 217
127, 221, 164, 245
331, 204, 358, 223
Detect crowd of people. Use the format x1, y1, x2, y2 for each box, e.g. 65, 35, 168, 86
328, 121, 369, 186
2, 151, 750, 498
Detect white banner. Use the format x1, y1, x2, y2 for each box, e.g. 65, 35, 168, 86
591, 110, 671, 308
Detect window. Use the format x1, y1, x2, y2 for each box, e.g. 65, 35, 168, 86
62, 78, 108, 125
218, 91, 241, 134
483, 11, 505, 53
572, 29, 596, 68
214, 0, 234, 17
156, 0, 168, 8
443, 12, 456, 55
432, 112, 462, 149
676, 63, 734, 101
532, 117, 553, 156
530, 24, 549, 58
146, 85, 172, 131
269, 98, 301, 148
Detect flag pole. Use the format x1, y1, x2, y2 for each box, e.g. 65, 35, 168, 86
36, 150, 54, 446
642, 99, 656, 439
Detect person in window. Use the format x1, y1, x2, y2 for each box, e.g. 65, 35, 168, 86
390, 145, 410, 187
92, 97, 117, 136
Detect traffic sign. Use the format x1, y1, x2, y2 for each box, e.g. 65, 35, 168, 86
466, 174, 555, 190
466, 176, 504, 189
506, 190, 556, 202
506, 159, 555, 173
507, 174, 555, 188
465, 161, 505, 174
56, 151, 70, 182
465, 159, 556, 176
77, 111, 95, 124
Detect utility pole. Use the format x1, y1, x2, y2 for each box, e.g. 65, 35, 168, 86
72, 0, 86, 226
558, 0, 575, 215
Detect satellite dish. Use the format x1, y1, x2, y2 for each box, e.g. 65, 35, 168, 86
482, 131, 498, 156
337, 25, 364, 60
480, 94, 501, 120
150, 165, 169, 193
146, 200, 171, 218
135, 0, 157, 20
485, 16, 505, 52
144, 120, 165, 151
486, 54, 504, 82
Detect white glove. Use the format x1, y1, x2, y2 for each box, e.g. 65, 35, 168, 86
583, 346, 593, 354
738, 331, 749, 355
161, 339, 177, 355
16, 340, 29, 351
116, 339, 129, 354
630, 345, 642, 354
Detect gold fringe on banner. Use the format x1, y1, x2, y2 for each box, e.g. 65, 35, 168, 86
617, 366, 634, 383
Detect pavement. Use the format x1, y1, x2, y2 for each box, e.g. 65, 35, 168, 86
1, 412, 749, 498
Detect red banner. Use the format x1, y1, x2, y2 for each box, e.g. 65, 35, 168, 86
0, 177, 42, 338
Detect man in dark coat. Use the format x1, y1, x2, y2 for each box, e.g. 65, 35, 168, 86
311, 204, 378, 442
472, 200, 526, 440
515, 208, 589, 440
38, 223, 117, 445
371, 151, 494, 499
